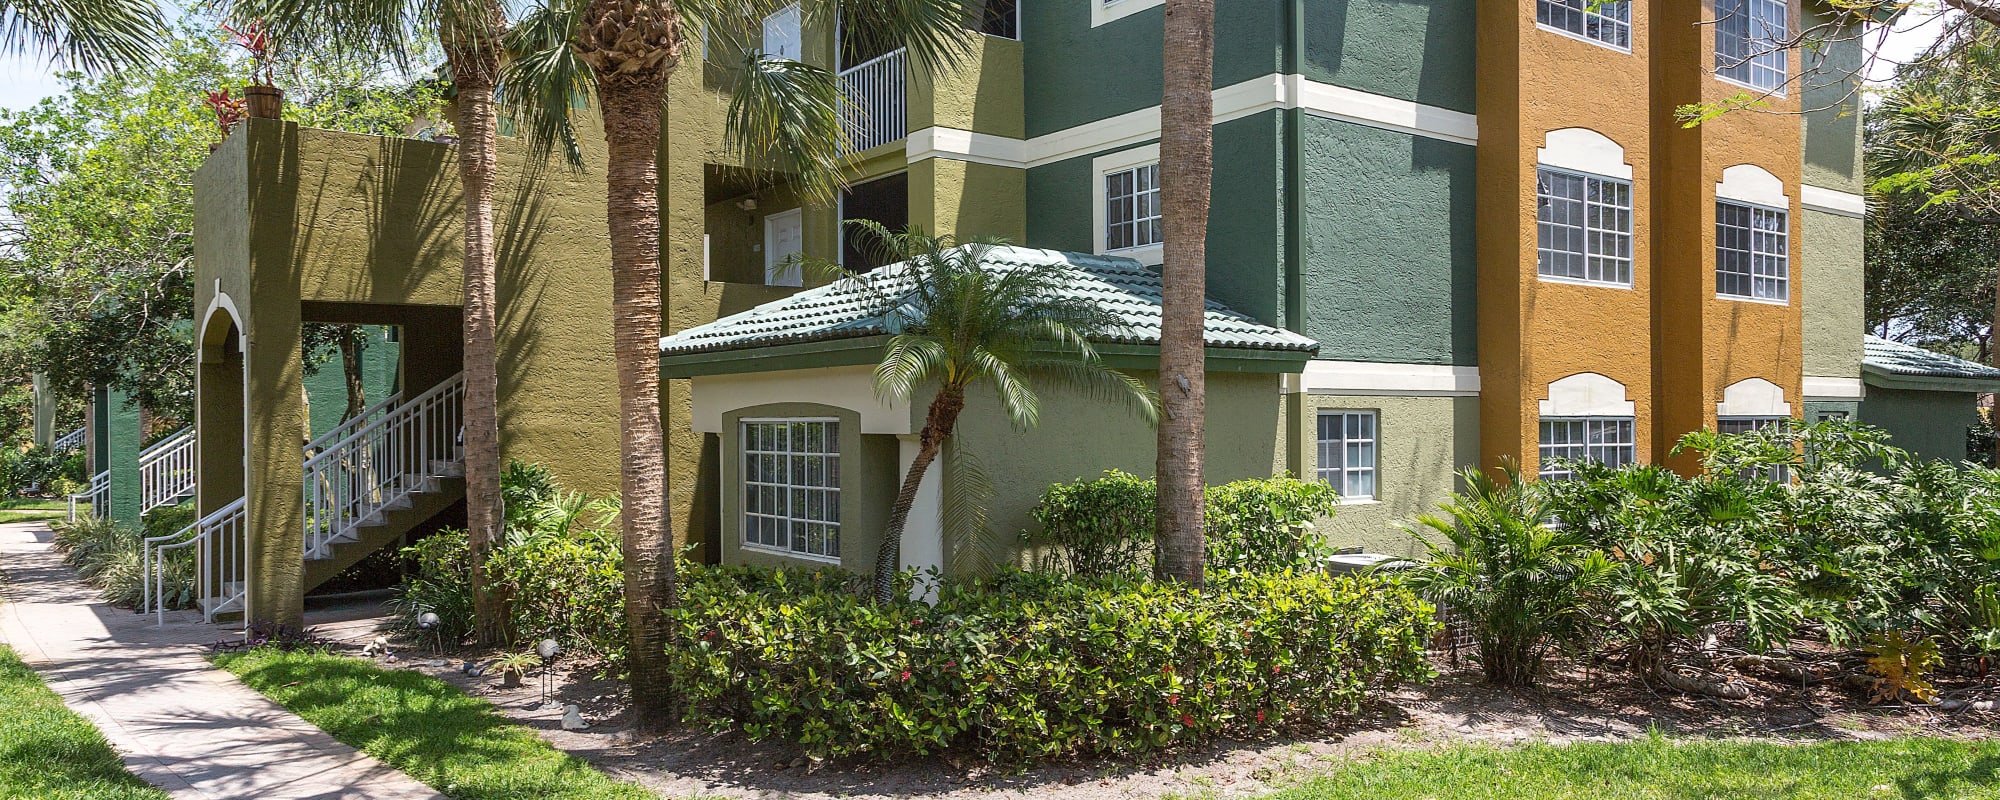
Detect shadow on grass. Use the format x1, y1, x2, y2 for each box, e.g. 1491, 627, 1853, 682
215, 649, 651, 800
0, 646, 169, 800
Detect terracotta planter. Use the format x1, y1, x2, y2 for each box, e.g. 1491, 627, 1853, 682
244, 85, 282, 119
500, 669, 523, 688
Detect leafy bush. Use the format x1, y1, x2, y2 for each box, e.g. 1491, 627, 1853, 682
666, 563, 1436, 762
1027, 472, 1339, 577
0, 446, 82, 496
1403, 464, 1612, 687
49, 514, 194, 610
388, 530, 479, 645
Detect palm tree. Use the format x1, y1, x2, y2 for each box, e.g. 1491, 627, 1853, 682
834, 225, 1158, 603
0, 0, 160, 72
504, 0, 972, 728
1154, 0, 1214, 586
221, 0, 513, 643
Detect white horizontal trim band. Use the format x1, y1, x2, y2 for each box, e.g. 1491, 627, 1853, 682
916, 75, 1480, 171
1800, 185, 1866, 218
1802, 375, 1866, 400
1284, 360, 1481, 396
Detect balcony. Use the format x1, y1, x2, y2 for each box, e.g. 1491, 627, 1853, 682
839, 48, 906, 154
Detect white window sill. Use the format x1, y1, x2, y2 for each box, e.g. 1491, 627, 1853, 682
1714, 73, 1787, 100
1103, 242, 1164, 267
1535, 23, 1632, 54
1538, 274, 1634, 290
740, 543, 842, 565
1334, 497, 1380, 506
1716, 292, 1789, 307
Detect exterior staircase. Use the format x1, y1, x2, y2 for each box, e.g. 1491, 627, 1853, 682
144, 373, 465, 625
139, 428, 197, 515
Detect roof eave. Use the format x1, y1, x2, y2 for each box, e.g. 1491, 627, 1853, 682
660, 336, 1317, 378
1862, 367, 2000, 394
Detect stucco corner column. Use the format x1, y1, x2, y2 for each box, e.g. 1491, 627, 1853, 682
896, 434, 944, 601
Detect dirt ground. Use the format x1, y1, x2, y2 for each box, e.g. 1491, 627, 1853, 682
329, 618, 2000, 800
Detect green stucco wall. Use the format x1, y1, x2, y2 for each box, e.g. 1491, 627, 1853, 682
1021, 2, 1282, 137
1860, 385, 1978, 463
1287, 393, 1475, 559
1803, 400, 1860, 422
91, 386, 144, 527
301, 326, 401, 443
1025, 113, 1284, 325
1301, 116, 1477, 364
1302, 0, 1477, 114
1801, 9, 1863, 191
195, 119, 623, 627
1802, 209, 1865, 380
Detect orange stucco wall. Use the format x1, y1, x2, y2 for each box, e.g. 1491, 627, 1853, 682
1477, 0, 1804, 475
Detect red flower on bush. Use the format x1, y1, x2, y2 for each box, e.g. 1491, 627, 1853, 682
1256, 709, 1266, 724
898, 670, 912, 682
1180, 713, 1195, 728
1166, 694, 1179, 706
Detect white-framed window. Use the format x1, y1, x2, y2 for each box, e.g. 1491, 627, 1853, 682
1719, 415, 1791, 481
1537, 0, 1630, 50
1536, 167, 1633, 286
741, 418, 841, 561
761, 2, 802, 60
1538, 417, 1635, 480
1715, 201, 1788, 302
1316, 410, 1377, 500
1092, 143, 1163, 265
1716, 0, 1788, 93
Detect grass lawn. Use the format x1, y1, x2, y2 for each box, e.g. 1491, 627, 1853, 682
214, 648, 655, 800
1264, 734, 2000, 800
0, 644, 168, 800
0, 498, 73, 525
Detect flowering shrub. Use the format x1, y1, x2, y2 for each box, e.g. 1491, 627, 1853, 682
665, 564, 1436, 762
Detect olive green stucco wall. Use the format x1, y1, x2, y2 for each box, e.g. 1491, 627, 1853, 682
1802, 210, 1865, 380
1301, 116, 1477, 364
195, 120, 622, 627
1025, 113, 1283, 325
1285, 393, 1475, 559
1861, 386, 1979, 464
1021, 2, 1281, 138
1301, 0, 1476, 114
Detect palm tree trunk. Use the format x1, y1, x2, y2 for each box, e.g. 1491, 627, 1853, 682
443, 5, 509, 648
1154, 0, 1214, 588
578, 0, 682, 728
337, 325, 365, 422
875, 387, 966, 603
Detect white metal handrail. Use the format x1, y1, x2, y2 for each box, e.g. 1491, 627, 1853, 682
139, 428, 196, 514
303, 373, 463, 559
839, 48, 907, 153
144, 497, 248, 626
51, 426, 84, 453
67, 470, 109, 522
305, 391, 403, 454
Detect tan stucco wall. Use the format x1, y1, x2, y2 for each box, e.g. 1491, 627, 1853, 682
1290, 394, 1477, 559
1802, 209, 1865, 380
195, 120, 622, 626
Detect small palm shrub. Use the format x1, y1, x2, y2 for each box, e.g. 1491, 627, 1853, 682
667, 563, 1435, 762
1403, 464, 1612, 687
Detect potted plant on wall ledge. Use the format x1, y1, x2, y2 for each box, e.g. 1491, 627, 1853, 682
225, 20, 281, 119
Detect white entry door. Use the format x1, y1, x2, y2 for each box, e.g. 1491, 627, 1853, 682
764, 208, 804, 287
762, 3, 802, 60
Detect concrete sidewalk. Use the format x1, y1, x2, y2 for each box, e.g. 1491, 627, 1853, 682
0, 521, 445, 800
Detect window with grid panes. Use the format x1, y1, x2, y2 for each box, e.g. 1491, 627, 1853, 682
1537, 0, 1630, 49
1104, 163, 1162, 251
1538, 417, 1635, 480
1716, 201, 1788, 301
1316, 411, 1377, 500
741, 419, 841, 559
1720, 415, 1791, 482
1716, 0, 1788, 92
1537, 167, 1632, 286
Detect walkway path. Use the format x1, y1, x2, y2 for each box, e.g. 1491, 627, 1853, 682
0, 521, 445, 800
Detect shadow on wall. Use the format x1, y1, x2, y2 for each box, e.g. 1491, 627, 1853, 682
1305, 0, 1477, 115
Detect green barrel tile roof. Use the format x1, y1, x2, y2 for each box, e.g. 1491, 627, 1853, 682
658, 246, 1321, 357
1863, 335, 2000, 381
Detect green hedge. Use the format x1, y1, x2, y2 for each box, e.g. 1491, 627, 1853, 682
666, 564, 1436, 762
1026, 471, 1340, 577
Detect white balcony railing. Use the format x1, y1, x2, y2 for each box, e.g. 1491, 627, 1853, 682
839, 48, 907, 153
303, 373, 463, 559
139, 428, 196, 514
67, 470, 109, 522
143, 497, 248, 625
51, 426, 84, 454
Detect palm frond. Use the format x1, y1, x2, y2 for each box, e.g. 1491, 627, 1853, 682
874, 334, 949, 403
966, 345, 1039, 430
725, 53, 848, 204
0, 0, 160, 71
500, 0, 592, 168
942, 439, 996, 575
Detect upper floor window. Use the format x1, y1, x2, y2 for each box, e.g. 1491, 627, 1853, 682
1105, 163, 1162, 252
1538, 417, 1635, 480
762, 3, 802, 60
1316, 411, 1377, 500
742, 419, 841, 561
1716, 201, 1788, 301
1537, 0, 1630, 50
1536, 167, 1633, 286
1716, 0, 1787, 92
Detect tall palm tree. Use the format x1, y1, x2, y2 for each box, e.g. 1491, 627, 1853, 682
835, 225, 1158, 603
1154, 0, 1214, 586
505, 0, 972, 728
222, 0, 513, 643
0, 0, 160, 72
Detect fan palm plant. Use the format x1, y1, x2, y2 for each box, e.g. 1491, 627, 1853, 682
825, 225, 1158, 603
0, 0, 160, 72
215, 0, 513, 639
500, 0, 972, 726
1403, 464, 1613, 687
